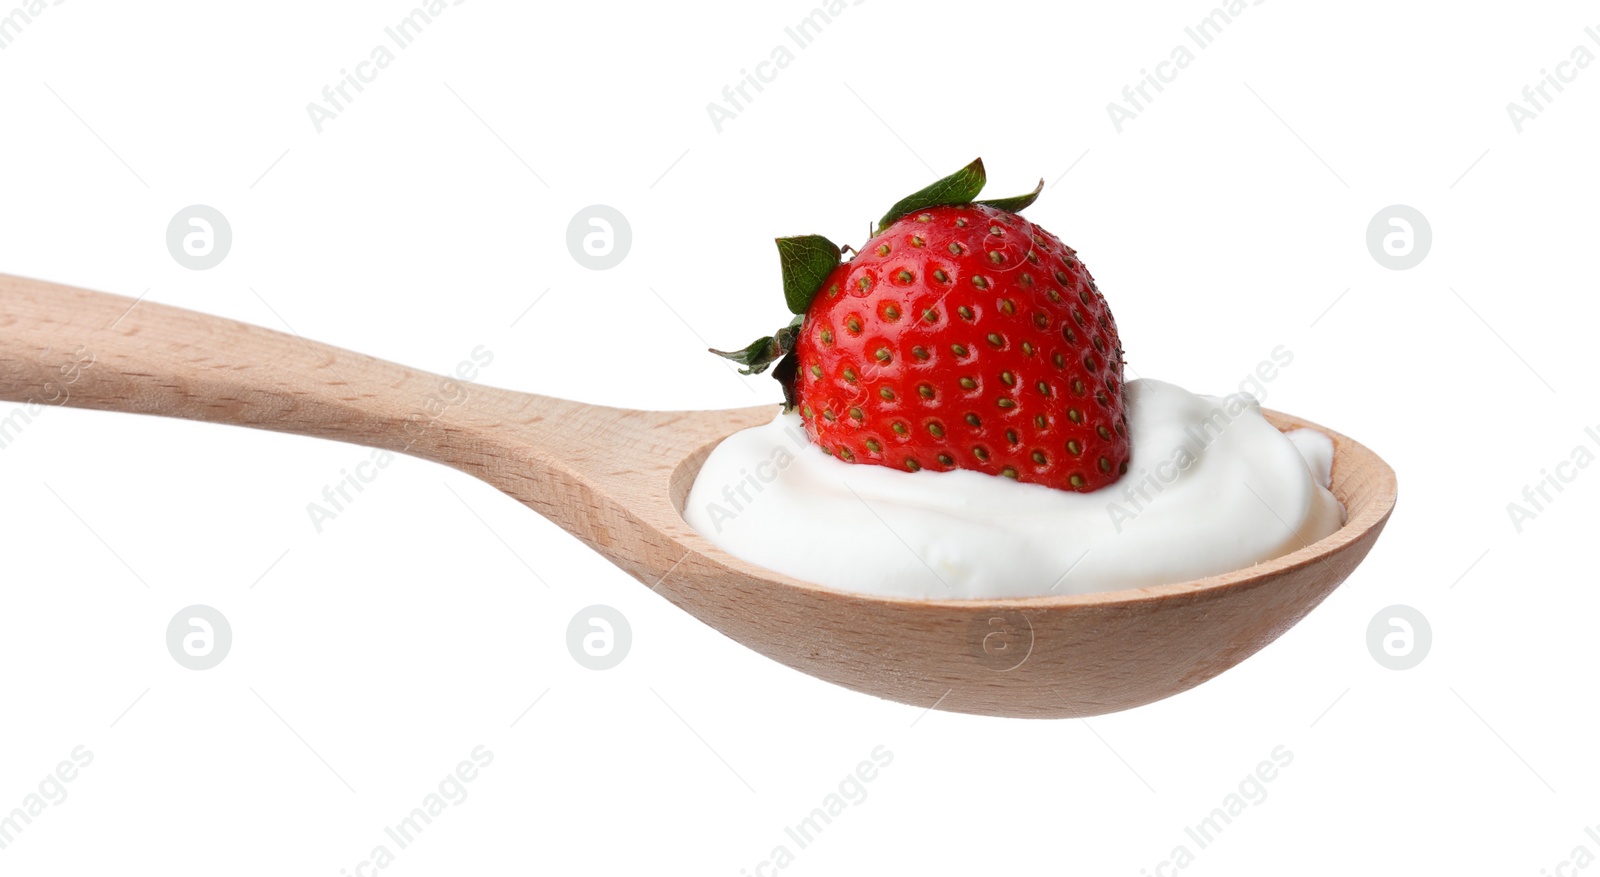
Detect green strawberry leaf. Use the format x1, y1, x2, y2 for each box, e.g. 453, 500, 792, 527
976, 178, 1045, 214
710, 318, 803, 376
710, 335, 780, 375
876, 158, 987, 232
776, 235, 841, 315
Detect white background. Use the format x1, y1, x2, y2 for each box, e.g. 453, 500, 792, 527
1, 0, 1596, 873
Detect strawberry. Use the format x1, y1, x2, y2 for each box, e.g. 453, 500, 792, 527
713, 158, 1128, 493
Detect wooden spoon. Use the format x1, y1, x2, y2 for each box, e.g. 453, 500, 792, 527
0, 274, 1396, 718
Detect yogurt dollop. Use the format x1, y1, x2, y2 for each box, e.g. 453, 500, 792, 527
685, 379, 1345, 599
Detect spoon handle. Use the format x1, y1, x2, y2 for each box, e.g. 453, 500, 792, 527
1, 272, 739, 594
0, 273, 568, 472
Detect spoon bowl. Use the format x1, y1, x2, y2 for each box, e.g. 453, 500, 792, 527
0, 275, 1396, 717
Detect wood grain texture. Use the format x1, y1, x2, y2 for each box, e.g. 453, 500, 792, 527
0, 274, 1397, 718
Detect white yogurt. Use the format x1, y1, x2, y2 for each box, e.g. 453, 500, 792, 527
684, 379, 1345, 599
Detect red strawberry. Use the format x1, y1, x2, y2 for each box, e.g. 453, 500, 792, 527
713, 158, 1129, 493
